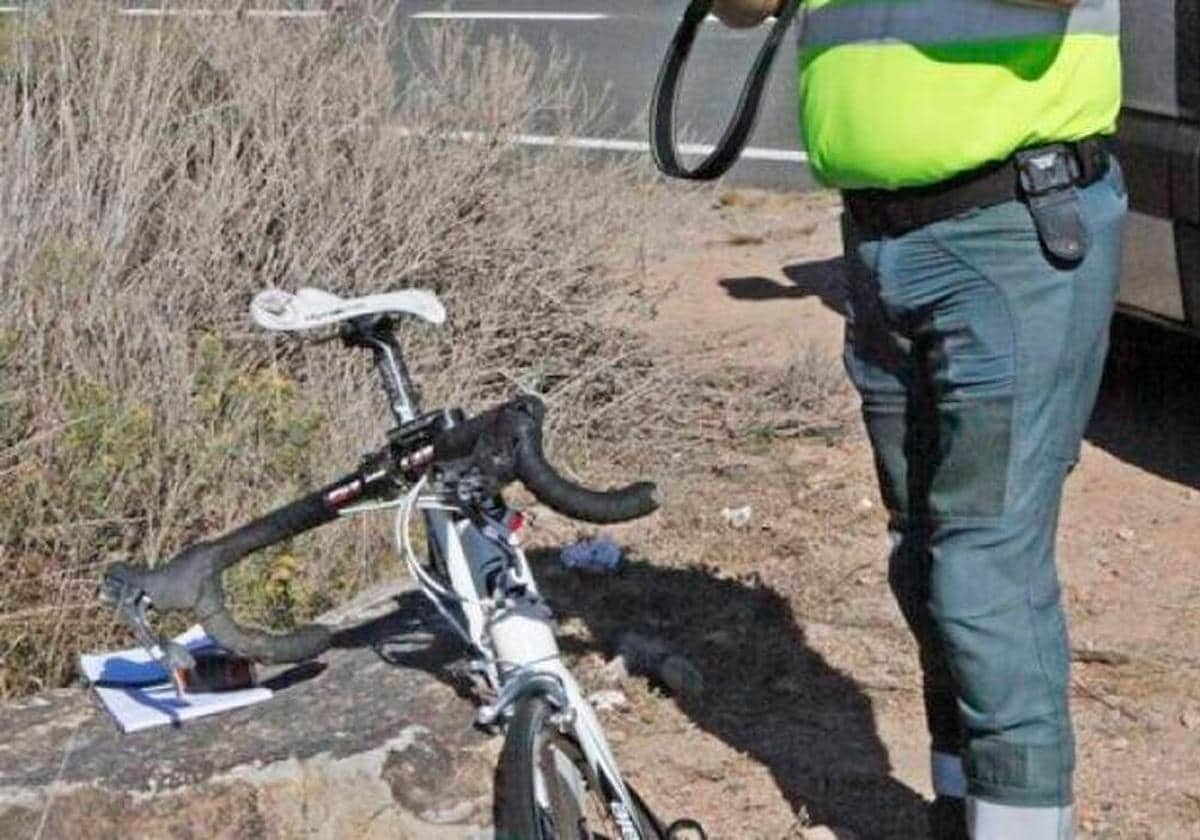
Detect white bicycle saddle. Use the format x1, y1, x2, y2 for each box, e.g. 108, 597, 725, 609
250, 287, 447, 332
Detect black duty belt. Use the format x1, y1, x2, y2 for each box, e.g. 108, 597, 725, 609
843, 136, 1114, 241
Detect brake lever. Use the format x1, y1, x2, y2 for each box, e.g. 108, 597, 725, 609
101, 577, 196, 699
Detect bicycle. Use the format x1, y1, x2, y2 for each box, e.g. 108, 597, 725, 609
99, 286, 705, 840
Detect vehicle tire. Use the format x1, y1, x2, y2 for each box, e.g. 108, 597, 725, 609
494, 694, 658, 839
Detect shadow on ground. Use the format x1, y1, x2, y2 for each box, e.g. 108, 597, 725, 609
725, 256, 1200, 489
345, 563, 929, 838
1088, 312, 1200, 489
719, 257, 848, 316
531, 550, 930, 840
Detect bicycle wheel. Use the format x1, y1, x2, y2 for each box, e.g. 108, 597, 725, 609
495, 694, 657, 840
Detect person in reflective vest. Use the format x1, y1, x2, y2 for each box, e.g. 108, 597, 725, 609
711, 1, 1125, 838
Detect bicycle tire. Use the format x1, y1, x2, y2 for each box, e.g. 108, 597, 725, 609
495, 694, 658, 840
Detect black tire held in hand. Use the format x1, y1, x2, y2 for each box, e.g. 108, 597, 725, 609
651, 0, 802, 180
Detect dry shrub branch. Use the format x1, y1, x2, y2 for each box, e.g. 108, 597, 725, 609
0, 2, 680, 697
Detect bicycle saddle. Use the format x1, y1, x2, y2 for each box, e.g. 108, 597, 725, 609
250, 287, 447, 332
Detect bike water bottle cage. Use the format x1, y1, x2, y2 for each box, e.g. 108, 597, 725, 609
1015, 144, 1090, 264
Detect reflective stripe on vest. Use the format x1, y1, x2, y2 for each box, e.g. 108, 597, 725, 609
797, 0, 1121, 190
801, 0, 1119, 49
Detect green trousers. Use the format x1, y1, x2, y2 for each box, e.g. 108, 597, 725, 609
840, 160, 1127, 806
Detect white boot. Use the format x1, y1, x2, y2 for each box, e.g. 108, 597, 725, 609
967, 798, 1075, 840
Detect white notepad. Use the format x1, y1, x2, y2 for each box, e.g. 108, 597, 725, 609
79, 625, 273, 733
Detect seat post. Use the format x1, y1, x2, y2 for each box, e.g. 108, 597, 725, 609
341, 316, 420, 424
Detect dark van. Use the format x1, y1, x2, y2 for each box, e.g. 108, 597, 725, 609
1118, 5, 1199, 335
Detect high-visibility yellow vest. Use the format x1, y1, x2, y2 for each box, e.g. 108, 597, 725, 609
797, 0, 1122, 190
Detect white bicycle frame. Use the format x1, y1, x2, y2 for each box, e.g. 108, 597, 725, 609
286, 293, 653, 839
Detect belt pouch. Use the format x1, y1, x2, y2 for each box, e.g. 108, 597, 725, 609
1015, 144, 1090, 265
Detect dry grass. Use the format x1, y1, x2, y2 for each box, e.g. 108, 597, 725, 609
0, 1, 684, 697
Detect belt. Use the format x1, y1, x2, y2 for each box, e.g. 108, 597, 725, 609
843, 136, 1114, 239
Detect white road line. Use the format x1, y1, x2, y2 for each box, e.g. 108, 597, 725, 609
0, 7, 329, 18
404, 129, 808, 165
125, 8, 329, 18
410, 12, 608, 21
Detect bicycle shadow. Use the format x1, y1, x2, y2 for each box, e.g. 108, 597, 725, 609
527, 549, 930, 840
329, 592, 479, 700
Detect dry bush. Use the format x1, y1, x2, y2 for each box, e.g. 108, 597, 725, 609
0, 2, 681, 696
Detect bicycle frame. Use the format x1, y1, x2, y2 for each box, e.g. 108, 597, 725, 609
352, 328, 650, 839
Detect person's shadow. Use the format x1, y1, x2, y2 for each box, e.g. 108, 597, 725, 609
528, 549, 930, 840
722, 255, 1200, 489
338, 558, 928, 838
718, 257, 849, 317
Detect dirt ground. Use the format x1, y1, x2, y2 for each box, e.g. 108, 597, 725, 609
529, 187, 1200, 839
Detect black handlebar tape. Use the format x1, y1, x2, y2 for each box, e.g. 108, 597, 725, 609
109, 484, 344, 612
103, 478, 358, 662
208, 486, 342, 574
202, 605, 333, 665
512, 421, 660, 524
650, 0, 801, 181
187, 495, 341, 662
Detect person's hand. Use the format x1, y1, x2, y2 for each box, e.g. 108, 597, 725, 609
710, 0, 785, 29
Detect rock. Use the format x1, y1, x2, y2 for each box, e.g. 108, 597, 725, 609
659, 655, 705, 701
617, 633, 670, 672
0, 590, 496, 839
1115, 526, 1136, 542
616, 633, 703, 701
601, 654, 631, 684
1180, 708, 1200, 730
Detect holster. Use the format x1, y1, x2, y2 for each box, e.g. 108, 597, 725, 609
1016, 144, 1090, 265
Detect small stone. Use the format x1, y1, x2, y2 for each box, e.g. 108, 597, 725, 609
721, 505, 753, 529
1115, 526, 1136, 542
767, 674, 806, 696
703, 629, 736, 648
856, 497, 875, 511
1180, 708, 1199, 730
588, 689, 630, 713
1109, 737, 1130, 751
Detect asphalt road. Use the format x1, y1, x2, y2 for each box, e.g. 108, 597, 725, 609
394, 0, 817, 190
